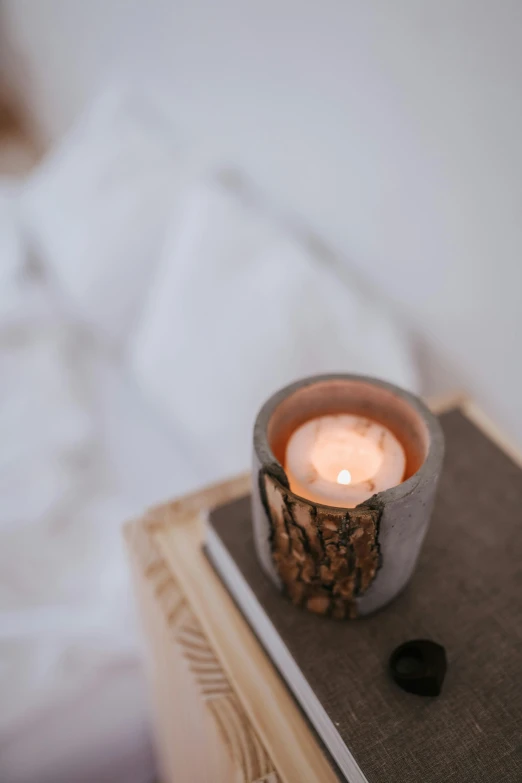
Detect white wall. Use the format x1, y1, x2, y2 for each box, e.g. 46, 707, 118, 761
4, 0, 522, 443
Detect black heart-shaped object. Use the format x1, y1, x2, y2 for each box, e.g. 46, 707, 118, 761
389, 639, 447, 697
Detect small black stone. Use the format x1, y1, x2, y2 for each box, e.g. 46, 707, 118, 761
389, 639, 447, 697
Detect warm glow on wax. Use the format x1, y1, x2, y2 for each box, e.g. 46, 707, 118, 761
284, 414, 406, 508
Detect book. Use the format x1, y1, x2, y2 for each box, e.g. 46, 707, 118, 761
205, 408, 522, 783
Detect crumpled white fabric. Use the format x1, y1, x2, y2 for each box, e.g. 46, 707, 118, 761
0, 182, 156, 783
20, 86, 210, 348
0, 85, 217, 782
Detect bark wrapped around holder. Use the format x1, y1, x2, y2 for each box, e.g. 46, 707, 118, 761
251, 374, 445, 619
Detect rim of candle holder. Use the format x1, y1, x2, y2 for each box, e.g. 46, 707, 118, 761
253, 373, 444, 511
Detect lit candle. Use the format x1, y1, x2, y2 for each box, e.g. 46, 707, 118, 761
285, 414, 406, 508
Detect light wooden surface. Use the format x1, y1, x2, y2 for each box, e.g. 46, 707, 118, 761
126, 472, 334, 783
125, 394, 521, 783
127, 519, 242, 783
157, 504, 338, 783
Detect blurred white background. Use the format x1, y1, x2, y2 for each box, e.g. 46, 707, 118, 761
1, 3, 521, 783
4, 0, 522, 441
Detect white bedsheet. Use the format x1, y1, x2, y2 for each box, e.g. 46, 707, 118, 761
0, 182, 196, 783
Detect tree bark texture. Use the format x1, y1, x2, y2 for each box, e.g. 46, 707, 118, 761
259, 470, 382, 619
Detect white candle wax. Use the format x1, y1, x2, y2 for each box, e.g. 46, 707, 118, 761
284, 414, 406, 508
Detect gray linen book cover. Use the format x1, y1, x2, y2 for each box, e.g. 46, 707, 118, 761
206, 409, 522, 783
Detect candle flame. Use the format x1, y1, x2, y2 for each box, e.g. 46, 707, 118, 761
337, 469, 352, 485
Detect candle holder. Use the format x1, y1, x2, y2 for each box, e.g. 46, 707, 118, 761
252, 374, 444, 619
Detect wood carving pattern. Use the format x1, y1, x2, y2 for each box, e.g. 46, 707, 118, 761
208, 696, 277, 782
177, 614, 230, 699
176, 614, 277, 780
129, 517, 278, 783
261, 471, 382, 619
132, 518, 187, 627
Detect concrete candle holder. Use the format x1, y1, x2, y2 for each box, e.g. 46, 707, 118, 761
251, 374, 445, 619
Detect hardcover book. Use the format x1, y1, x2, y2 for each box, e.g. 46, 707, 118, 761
206, 409, 522, 783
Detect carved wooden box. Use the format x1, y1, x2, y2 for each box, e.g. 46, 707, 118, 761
125, 476, 338, 783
